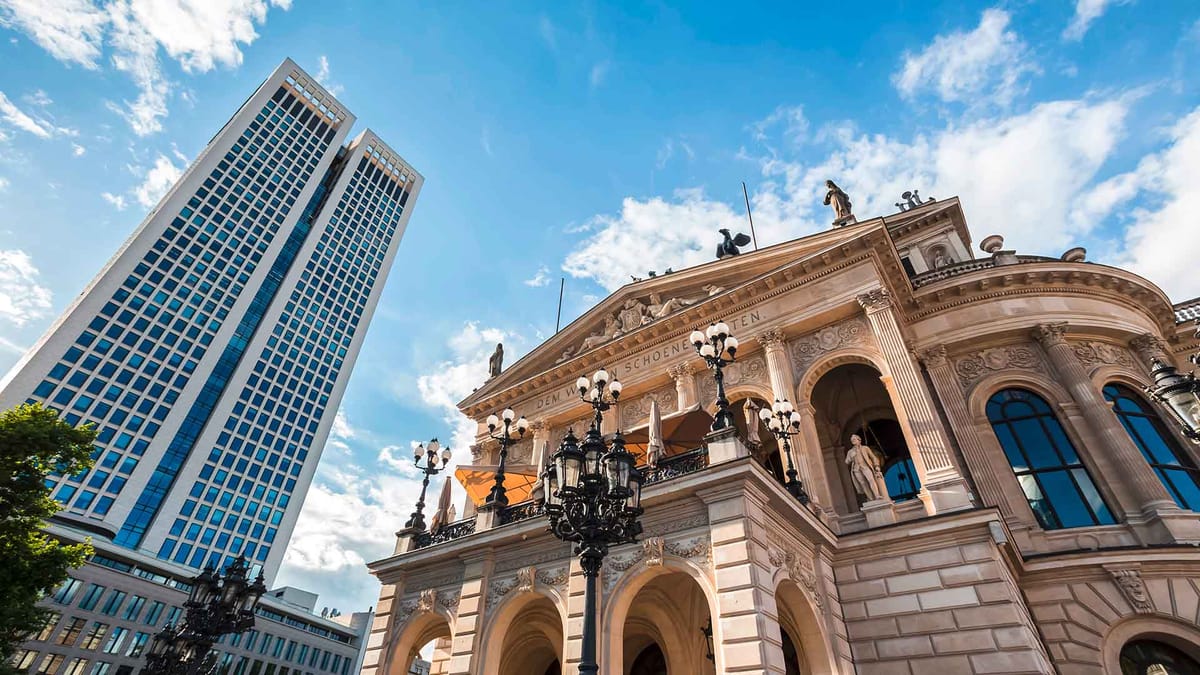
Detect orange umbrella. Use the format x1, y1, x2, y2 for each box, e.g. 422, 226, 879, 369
454, 463, 541, 507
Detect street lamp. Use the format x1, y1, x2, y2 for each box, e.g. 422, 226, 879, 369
484, 408, 529, 508
690, 323, 738, 432
1147, 359, 1200, 440
142, 555, 266, 675
760, 399, 809, 503
541, 368, 643, 675
405, 438, 454, 531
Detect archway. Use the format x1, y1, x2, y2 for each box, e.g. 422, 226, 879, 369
482, 591, 565, 675
605, 560, 717, 675
388, 611, 452, 675
775, 578, 837, 675
1120, 639, 1200, 674
629, 643, 668, 675
810, 363, 916, 514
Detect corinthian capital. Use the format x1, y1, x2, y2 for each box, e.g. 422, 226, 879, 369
915, 345, 949, 367
1032, 322, 1068, 347
758, 327, 787, 349
1129, 333, 1170, 360
856, 288, 892, 312
667, 363, 694, 380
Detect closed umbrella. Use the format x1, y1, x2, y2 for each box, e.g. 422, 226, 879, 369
647, 399, 664, 468
428, 476, 454, 532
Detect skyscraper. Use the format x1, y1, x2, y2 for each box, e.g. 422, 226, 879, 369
0, 58, 422, 583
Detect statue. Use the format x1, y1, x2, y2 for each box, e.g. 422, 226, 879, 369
743, 399, 762, 448
716, 228, 752, 259
702, 284, 725, 296
845, 434, 888, 502
647, 292, 697, 320
488, 343, 504, 378
823, 180, 854, 225
932, 250, 953, 269
617, 298, 652, 333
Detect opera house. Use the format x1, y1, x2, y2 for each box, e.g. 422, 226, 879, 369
361, 195, 1200, 674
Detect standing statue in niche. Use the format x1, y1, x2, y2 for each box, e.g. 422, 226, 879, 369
845, 434, 888, 502
824, 180, 855, 226
488, 343, 504, 379
743, 399, 763, 448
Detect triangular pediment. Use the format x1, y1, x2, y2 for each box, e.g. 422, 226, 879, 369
459, 215, 902, 410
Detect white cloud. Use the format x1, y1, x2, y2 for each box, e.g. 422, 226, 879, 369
0, 177, 8, 191
0, 0, 107, 67
23, 89, 52, 107
1114, 106, 1200, 299
313, 54, 343, 96
1, 0, 290, 135
565, 96, 1131, 291
538, 15, 556, 51
1063, 0, 1132, 41
524, 265, 552, 287
417, 321, 513, 452
133, 153, 184, 208
0, 249, 52, 326
101, 191, 127, 210
0, 90, 75, 138
71, 143, 85, 156
589, 60, 609, 89
894, 8, 1038, 105
330, 408, 356, 441
752, 105, 809, 146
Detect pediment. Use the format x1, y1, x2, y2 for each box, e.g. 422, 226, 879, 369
459, 218, 890, 409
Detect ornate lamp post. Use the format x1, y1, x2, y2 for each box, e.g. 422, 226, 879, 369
690, 322, 739, 432
484, 408, 529, 508
1147, 359, 1200, 440
542, 368, 643, 675
404, 438, 453, 531
760, 399, 809, 503
142, 556, 266, 675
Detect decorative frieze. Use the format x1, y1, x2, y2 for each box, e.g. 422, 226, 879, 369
953, 344, 1044, 389
697, 353, 768, 401
535, 566, 570, 589
602, 533, 712, 591
766, 543, 823, 611
620, 386, 679, 428
787, 318, 871, 374
1071, 340, 1133, 369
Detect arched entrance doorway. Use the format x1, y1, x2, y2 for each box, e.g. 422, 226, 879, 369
1120, 639, 1200, 674
810, 363, 918, 514
389, 612, 452, 675
775, 578, 837, 675
629, 643, 667, 675
610, 566, 715, 675
483, 592, 565, 675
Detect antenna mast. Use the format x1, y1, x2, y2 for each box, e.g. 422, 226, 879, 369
742, 181, 758, 250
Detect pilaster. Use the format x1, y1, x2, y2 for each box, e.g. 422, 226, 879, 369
446, 552, 494, 675
531, 420, 551, 470
669, 362, 698, 410
361, 579, 403, 675
857, 289, 972, 513
794, 400, 836, 516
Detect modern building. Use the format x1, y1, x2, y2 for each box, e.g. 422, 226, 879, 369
4, 57, 421, 672
365, 196, 1200, 674
11, 524, 370, 675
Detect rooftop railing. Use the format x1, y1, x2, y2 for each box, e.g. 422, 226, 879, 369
910, 255, 1062, 288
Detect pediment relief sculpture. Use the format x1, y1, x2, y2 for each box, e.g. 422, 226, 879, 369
555, 288, 720, 364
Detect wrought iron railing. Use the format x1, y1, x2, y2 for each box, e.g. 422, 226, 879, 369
642, 446, 710, 485
412, 517, 477, 550
910, 255, 1062, 288
499, 499, 546, 525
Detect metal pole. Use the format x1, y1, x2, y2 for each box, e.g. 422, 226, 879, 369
578, 550, 602, 675
742, 182, 758, 251
555, 277, 565, 334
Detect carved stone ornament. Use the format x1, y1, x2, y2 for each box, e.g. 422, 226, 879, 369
1129, 334, 1171, 361
667, 363, 694, 380
487, 577, 519, 609
954, 344, 1044, 389
856, 288, 892, 312
1031, 322, 1068, 347
699, 354, 768, 402
766, 544, 823, 611
915, 344, 949, 368
643, 537, 665, 567
439, 590, 461, 612
556, 290, 714, 363
758, 327, 787, 349
1108, 568, 1154, 614
469, 444, 484, 462
621, 387, 679, 428
396, 599, 418, 623
1072, 341, 1133, 369
536, 566, 570, 588
788, 318, 870, 373
516, 566, 536, 593
506, 438, 534, 464
417, 588, 437, 613
665, 537, 711, 566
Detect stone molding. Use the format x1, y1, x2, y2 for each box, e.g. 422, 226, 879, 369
953, 343, 1045, 390
602, 534, 712, 591
1129, 333, 1170, 361
667, 362, 694, 379
915, 344, 949, 368
395, 587, 461, 624
788, 318, 872, 376
620, 385, 678, 428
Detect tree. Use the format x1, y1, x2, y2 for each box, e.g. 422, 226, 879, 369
0, 403, 96, 668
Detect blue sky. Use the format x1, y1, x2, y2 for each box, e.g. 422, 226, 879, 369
1, 0, 1199, 613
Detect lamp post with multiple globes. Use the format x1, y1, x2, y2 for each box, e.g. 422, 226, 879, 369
690, 322, 739, 432
541, 368, 644, 675
142, 555, 266, 675
404, 438, 453, 531
760, 399, 809, 503
484, 408, 529, 508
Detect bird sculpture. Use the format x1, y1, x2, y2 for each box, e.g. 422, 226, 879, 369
716, 228, 753, 259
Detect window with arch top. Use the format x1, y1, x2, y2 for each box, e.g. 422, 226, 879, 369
986, 388, 1116, 530
1104, 383, 1200, 511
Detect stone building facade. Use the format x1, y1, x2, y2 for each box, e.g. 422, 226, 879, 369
362, 198, 1200, 674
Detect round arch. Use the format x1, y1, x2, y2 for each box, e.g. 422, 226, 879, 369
481, 587, 568, 675
772, 576, 838, 675
965, 370, 1075, 424
602, 556, 719, 675
1089, 364, 1150, 393
702, 382, 775, 420
796, 348, 889, 405
387, 608, 454, 675
1101, 616, 1200, 673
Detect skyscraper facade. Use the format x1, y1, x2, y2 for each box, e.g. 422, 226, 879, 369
0, 57, 422, 584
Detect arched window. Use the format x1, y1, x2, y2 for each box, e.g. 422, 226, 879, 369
986, 388, 1116, 530
1104, 384, 1200, 511
1119, 639, 1200, 675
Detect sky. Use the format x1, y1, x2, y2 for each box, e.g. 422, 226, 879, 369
0, 0, 1199, 614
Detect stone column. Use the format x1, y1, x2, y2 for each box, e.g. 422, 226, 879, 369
531, 420, 550, 470
793, 400, 835, 514
1033, 323, 1177, 518
562, 556, 588, 673
917, 345, 1023, 520
699, 481, 787, 674
758, 328, 816, 499
1130, 333, 1172, 371
857, 289, 972, 513
446, 552, 493, 675
670, 362, 698, 410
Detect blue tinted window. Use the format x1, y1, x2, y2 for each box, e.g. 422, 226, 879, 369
1104, 384, 1200, 511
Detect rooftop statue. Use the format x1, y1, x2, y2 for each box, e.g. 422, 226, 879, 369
716, 228, 752, 259
488, 343, 504, 379
824, 180, 855, 226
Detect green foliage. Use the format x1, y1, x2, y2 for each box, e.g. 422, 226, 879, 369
0, 403, 96, 666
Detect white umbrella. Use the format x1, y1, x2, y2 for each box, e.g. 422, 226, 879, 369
428, 476, 454, 532
647, 399, 664, 468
